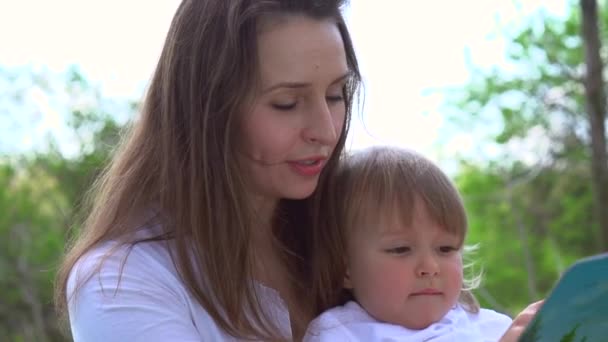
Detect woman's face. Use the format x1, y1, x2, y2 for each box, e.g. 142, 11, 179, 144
239, 15, 350, 202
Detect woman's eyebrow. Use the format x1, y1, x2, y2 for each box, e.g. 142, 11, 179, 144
262, 81, 311, 94
329, 72, 351, 85
261, 71, 351, 94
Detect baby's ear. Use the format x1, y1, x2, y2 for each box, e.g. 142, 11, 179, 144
343, 268, 353, 289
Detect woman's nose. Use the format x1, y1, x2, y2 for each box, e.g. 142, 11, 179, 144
302, 101, 341, 145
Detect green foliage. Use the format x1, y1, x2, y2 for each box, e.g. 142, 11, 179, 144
458, 161, 594, 313
454, 2, 604, 150
450, 1, 606, 317
0, 67, 128, 341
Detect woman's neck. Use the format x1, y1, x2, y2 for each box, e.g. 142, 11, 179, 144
249, 195, 280, 284
252, 193, 276, 228
248, 196, 312, 339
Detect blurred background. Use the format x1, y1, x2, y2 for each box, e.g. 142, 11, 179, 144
1, 0, 607, 341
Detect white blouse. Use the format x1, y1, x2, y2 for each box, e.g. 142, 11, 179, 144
67, 227, 292, 341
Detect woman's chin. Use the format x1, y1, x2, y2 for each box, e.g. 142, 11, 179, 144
281, 183, 318, 200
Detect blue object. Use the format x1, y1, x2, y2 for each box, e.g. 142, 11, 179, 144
519, 253, 608, 342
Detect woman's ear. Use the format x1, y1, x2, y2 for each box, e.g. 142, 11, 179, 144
343, 268, 353, 289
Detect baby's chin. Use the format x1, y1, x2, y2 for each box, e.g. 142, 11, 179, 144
391, 311, 447, 331
401, 319, 435, 330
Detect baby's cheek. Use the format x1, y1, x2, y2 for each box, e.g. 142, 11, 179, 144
446, 258, 464, 286
357, 263, 408, 316
371, 262, 410, 294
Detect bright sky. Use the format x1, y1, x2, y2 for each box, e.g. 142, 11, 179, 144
0, 0, 569, 165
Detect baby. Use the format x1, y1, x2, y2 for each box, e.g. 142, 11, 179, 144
304, 147, 539, 341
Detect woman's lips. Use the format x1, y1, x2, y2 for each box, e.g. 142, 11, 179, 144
287, 158, 326, 176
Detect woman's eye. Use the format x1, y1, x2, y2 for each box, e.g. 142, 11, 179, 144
326, 95, 344, 103
272, 102, 297, 111
386, 246, 410, 254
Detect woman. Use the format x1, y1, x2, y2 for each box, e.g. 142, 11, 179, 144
55, 1, 540, 341
55, 0, 360, 340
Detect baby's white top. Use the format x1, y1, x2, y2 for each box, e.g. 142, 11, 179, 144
304, 300, 512, 341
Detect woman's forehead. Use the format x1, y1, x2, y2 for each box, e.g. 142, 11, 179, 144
256, 16, 347, 89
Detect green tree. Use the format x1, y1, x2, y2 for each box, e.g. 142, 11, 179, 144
0, 66, 130, 341
448, 1, 607, 313
580, 0, 608, 251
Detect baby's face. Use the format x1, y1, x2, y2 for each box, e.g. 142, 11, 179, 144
344, 200, 463, 330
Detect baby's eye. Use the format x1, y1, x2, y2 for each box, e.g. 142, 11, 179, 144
386, 246, 411, 255
439, 246, 458, 254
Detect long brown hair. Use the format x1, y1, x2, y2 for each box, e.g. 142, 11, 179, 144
312, 147, 480, 316
54, 0, 360, 340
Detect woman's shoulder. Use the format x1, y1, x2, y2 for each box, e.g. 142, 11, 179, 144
68, 228, 183, 297
66, 226, 231, 342
67, 227, 190, 312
